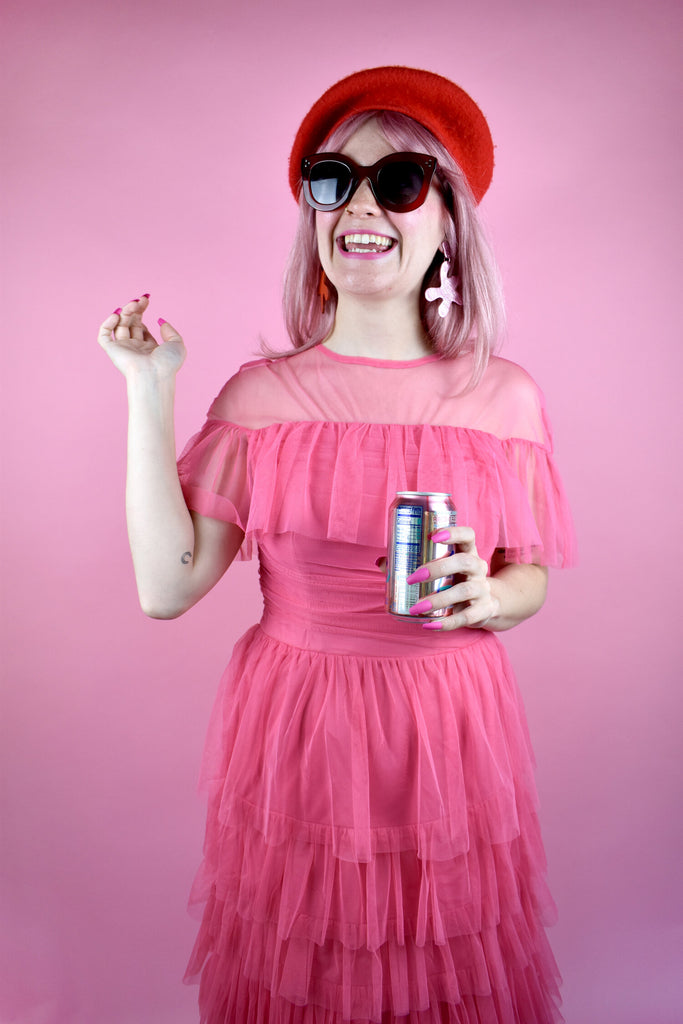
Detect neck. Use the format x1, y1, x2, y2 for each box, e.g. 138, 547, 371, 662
323, 295, 433, 361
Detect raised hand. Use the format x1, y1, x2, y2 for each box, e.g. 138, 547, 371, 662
97, 295, 186, 380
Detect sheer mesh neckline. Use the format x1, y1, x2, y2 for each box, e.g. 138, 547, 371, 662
318, 345, 443, 369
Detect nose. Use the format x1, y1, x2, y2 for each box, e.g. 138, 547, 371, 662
345, 177, 380, 215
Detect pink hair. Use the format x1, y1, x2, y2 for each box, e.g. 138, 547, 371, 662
270, 111, 505, 387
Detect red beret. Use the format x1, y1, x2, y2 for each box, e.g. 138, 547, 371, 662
289, 66, 494, 205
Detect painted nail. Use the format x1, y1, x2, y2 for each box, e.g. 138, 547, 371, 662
113, 307, 122, 315
422, 620, 443, 630
409, 598, 433, 616
128, 297, 139, 304
142, 293, 151, 299
157, 318, 167, 326
406, 566, 430, 584
430, 529, 451, 543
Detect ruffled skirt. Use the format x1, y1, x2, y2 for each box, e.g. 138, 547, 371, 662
184, 626, 563, 1023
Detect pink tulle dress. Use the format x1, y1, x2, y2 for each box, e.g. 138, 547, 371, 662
177, 345, 576, 1024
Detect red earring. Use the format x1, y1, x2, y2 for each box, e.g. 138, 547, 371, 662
318, 269, 330, 313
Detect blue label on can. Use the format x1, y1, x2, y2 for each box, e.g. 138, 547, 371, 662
394, 505, 423, 573
390, 505, 423, 611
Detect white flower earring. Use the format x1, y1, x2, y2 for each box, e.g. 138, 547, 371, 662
425, 241, 462, 317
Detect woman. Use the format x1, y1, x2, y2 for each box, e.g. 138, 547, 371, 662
98, 66, 575, 1023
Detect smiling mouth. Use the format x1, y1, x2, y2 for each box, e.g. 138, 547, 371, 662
338, 233, 395, 254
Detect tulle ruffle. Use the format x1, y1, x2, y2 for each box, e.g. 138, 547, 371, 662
184, 627, 563, 1023
188, 907, 562, 1024
177, 420, 576, 568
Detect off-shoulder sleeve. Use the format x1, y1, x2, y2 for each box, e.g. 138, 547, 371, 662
499, 436, 577, 567
176, 368, 264, 558
177, 420, 249, 526
177, 419, 254, 557
495, 374, 577, 568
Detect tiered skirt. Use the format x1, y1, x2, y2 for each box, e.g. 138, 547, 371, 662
184, 626, 563, 1023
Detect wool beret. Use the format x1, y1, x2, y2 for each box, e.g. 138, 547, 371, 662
289, 65, 494, 205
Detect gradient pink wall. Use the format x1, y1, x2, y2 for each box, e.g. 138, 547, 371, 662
2, 0, 681, 1021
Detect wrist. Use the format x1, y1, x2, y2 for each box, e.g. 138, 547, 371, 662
480, 576, 504, 631
126, 365, 177, 399
481, 563, 548, 631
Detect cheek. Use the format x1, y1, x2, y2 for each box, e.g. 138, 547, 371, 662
403, 221, 444, 267
419, 195, 448, 246
315, 213, 336, 262
401, 201, 445, 251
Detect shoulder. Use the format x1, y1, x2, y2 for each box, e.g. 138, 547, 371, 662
474, 356, 551, 446
483, 355, 541, 393
206, 349, 315, 428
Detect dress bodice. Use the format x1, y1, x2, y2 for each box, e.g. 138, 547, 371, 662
177, 345, 576, 654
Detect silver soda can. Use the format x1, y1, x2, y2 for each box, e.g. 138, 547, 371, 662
386, 492, 458, 619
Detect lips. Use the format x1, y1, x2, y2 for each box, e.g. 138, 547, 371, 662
338, 233, 395, 254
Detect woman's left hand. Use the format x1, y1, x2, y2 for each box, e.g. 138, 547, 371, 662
406, 526, 499, 631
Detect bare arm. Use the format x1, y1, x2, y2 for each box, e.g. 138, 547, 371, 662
98, 297, 243, 618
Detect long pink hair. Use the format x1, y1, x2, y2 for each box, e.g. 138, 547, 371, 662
271, 110, 505, 387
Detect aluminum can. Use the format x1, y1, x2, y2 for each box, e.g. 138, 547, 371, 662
386, 492, 458, 619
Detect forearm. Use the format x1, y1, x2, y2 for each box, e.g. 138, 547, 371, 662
125, 370, 195, 617
483, 562, 548, 631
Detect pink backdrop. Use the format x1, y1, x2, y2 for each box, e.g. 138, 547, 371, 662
2, 0, 681, 1021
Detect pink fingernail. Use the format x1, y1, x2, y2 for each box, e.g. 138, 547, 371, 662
422, 620, 443, 630
113, 307, 122, 314
406, 566, 430, 584
142, 293, 150, 298
129, 297, 139, 304
157, 318, 167, 326
430, 529, 450, 543
409, 598, 433, 616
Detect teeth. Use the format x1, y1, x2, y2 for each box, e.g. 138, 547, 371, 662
341, 233, 393, 252
344, 233, 391, 246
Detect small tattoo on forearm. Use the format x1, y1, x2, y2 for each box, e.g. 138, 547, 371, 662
181, 551, 192, 565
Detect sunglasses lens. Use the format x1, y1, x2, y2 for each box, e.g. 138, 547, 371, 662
377, 160, 425, 208
309, 161, 353, 208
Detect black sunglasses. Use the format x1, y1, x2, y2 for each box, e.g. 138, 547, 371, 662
301, 152, 438, 213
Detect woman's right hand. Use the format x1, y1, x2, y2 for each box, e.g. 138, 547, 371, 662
97, 295, 186, 380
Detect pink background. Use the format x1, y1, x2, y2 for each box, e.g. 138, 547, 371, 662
2, 0, 681, 1021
